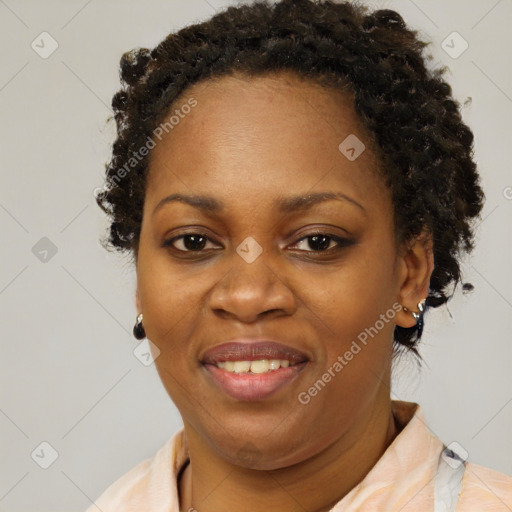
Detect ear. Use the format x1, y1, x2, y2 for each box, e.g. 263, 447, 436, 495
395, 230, 434, 328
135, 287, 142, 314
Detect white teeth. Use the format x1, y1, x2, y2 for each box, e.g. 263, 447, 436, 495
233, 361, 251, 373
217, 359, 294, 374
250, 360, 269, 374
268, 359, 281, 370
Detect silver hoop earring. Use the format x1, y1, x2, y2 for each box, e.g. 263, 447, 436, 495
411, 298, 426, 322
403, 298, 426, 324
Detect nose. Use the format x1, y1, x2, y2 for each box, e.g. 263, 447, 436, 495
208, 250, 297, 323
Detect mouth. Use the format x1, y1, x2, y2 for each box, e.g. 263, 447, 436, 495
200, 340, 310, 401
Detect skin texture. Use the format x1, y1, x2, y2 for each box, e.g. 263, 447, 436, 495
134, 71, 434, 512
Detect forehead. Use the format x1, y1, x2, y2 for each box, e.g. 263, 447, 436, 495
155, 70, 368, 145
145, 71, 385, 211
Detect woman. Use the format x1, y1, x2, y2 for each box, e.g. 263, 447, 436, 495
87, 0, 511, 510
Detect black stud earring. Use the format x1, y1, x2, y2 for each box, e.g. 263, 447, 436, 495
133, 313, 146, 340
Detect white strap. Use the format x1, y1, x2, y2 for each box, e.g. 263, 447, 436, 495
434, 446, 466, 512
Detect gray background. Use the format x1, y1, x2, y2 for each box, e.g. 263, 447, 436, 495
0, 0, 511, 510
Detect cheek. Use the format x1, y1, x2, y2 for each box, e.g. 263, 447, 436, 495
292, 262, 396, 450
301, 240, 397, 339
296, 236, 397, 396
137, 229, 200, 323
136, 244, 204, 372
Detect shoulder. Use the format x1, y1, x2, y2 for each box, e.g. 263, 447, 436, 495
84, 456, 153, 512
84, 432, 182, 512
458, 461, 512, 511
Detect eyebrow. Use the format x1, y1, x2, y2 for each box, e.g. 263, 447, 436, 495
277, 192, 366, 214
152, 191, 366, 217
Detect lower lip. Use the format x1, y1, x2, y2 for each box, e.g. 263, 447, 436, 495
202, 362, 307, 401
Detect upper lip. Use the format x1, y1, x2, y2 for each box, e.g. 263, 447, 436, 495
201, 339, 310, 365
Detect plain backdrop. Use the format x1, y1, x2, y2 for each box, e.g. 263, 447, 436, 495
0, 0, 511, 510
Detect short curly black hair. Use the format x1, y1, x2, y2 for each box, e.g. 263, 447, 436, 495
96, 0, 484, 357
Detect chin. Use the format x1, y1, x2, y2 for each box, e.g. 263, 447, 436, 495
209, 424, 311, 471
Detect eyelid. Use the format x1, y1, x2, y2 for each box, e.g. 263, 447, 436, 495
284, 223, 352, 244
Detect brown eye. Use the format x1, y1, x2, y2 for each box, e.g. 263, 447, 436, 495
305, 234, 333, 251
290, 233, 354, 253
163, 233, 219, 252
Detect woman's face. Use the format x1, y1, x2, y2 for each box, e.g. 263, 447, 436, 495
136, 72, 410, 469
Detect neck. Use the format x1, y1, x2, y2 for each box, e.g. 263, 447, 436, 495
179, 398, 399, 512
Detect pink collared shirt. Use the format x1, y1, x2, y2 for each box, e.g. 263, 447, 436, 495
85, 401, 512, 511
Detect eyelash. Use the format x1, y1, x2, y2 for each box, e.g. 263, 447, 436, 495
162, 231, 354, 255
